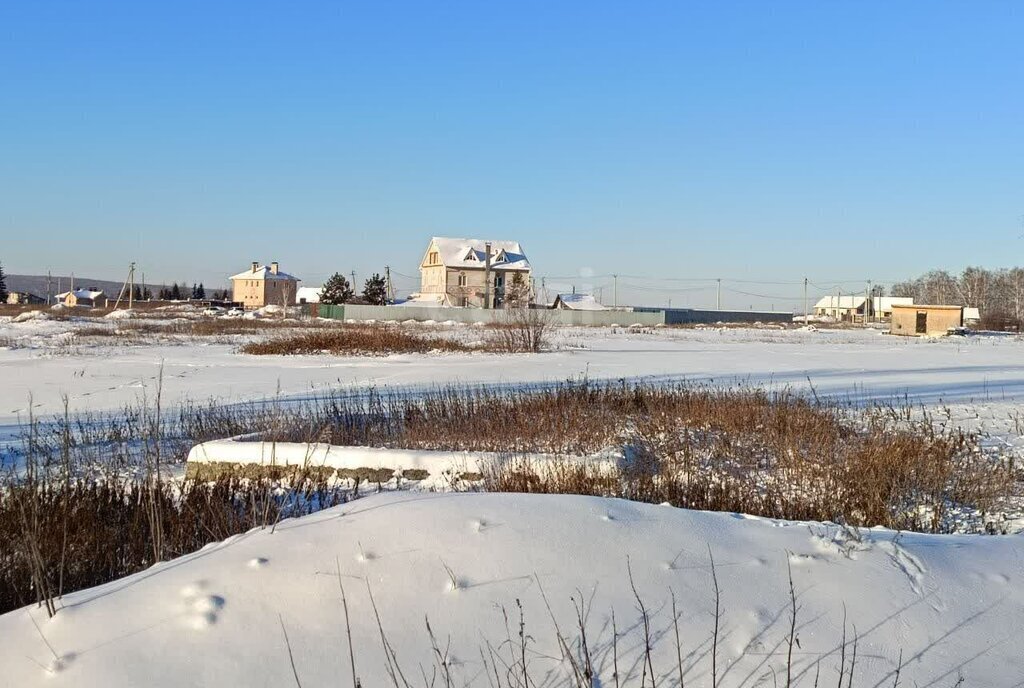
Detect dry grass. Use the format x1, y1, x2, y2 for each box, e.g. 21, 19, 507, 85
0, 475, 349, 615
266, 383, 1016, 533
240, 325, 474, 356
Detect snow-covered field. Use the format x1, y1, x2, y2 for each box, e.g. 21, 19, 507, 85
2, 315, 1023, 685
1, 492, 1022, 686
3, 315, 1023, 435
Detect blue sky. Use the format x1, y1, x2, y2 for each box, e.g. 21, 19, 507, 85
1, 1, 1021, 308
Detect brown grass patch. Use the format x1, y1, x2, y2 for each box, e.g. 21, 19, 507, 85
240, 325, 473, 356
271, 383, 1016, 533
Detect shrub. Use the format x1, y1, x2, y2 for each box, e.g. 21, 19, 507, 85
240, 325, 472, 355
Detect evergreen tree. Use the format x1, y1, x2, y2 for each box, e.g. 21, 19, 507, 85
143, 287, 152, 300
170, 283, 182, 300
0, 262, 7, 303
363, 273, 387, 305
505, 272, 530, 308
158, 286, 170, 300
132, 285, 142, 301
196, 283, 206, 300
320, 272, 354, 305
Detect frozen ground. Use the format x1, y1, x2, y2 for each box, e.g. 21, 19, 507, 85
0, 492, 1021, 686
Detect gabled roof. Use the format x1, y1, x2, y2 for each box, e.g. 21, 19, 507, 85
56, 289, 105, 300
553, 293, 607, 311
230, 264, 299, 281
814, 295, 866, 310
426, 237, 530, 271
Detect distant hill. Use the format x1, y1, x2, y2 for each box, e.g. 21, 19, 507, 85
7, 274, 172, 299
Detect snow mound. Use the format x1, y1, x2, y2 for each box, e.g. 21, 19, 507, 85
103, 309, 135, 320
12, 311, 49, 323
0, 493, 1020, 685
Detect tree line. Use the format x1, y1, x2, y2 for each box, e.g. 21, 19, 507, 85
153, 283, 229, 301
890, 266, 1024, 328
319, 272, 388, 305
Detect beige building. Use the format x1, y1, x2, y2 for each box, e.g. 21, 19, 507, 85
230, 262, 299, 309
890, 304, 963, 337
412, 237, 531, 308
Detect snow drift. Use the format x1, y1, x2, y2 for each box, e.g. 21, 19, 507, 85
0, 493, 1020, 686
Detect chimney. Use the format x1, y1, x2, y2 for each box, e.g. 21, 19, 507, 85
251, 261, 259, 273
271, 261, 279, 275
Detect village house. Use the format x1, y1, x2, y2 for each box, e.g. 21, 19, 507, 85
6, 292, 45, 305
890, 304, 964, 337
552, 293, 607, 311
55, 288, 106, 308
230, 261, 299, 309
813, 295, 913, 321
411, 237, 531, 308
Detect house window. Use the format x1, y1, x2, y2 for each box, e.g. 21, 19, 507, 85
458, 273, 467, 287
429, 251, 439, 265
495, 275, 504, 288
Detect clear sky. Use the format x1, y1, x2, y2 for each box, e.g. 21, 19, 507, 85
2, 1, 1022, 309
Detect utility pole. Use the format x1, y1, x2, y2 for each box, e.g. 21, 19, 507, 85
351, 271, 357, 294
483, 242, 492, 309
717, 278, 722, 310
803, 277, 808, 323
142, 272, 147, 301
385, 266, 394, 304
865, 280, 872, 325
541, 276, 547, 306
46, 271, 52, 305
113, 262, 136, 310
613, 274, 618, 309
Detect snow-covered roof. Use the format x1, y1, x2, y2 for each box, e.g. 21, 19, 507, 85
814, 295, 866, 310
553, 293, 607, 311
426, 237, 530, 271
873, 297, 913, 310
56, 289, 105, 300
399, 292, 448, 306
296, 286, 322, 303
963, 307, 981, 321
230, 264, 299, 281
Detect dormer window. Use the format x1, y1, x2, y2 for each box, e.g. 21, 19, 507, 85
495, 249, 508, 263
464, 249, 478, 262
429, 251, 439, 265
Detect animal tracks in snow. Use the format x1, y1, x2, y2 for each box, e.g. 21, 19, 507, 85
179, 581, 226, 630
879, 539, 927, 596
